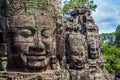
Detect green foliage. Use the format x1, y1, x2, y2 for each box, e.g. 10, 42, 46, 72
63, 0, 97, 15
103, 44, 120, 73
100, 25, 120, 74
100, 32, 115, 46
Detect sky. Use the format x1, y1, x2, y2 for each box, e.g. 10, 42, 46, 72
91, 0, 120, 34
62, 0, 120, 34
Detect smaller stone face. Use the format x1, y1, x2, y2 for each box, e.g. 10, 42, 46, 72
65, 23, 87, 69
88, 39, 100, 59
50, 56, 58, 70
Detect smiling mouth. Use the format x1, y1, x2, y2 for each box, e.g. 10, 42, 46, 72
26, 56, 46, 61
75, 62, 82, 66
24, 46, 47, 61
27, 57, 50, 69
25, 46, 46, 56
74, 61, 84, 68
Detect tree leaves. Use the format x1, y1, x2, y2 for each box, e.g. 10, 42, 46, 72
100, 25, 120, 73
63, 0, 97, 15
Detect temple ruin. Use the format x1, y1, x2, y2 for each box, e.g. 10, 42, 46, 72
0, 0, 114, 80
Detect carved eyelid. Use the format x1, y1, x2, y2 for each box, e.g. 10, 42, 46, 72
17, 27, 36, 34
41, 29, 50, 36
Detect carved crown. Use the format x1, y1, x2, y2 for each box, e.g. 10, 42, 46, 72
6, 0, 50, 16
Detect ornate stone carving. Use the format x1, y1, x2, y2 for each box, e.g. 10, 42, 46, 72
64, 6, 113, 80
6, 0, 58, 71
65, 21, 88, 69
56, 20, 66, 68
0, 0, 114, 79
87, 39, 100, 59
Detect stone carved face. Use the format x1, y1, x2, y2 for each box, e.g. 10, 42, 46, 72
7, 15, 54, 71
66, 33, 87, 69
88, 40, 100, 59
50, 56, 58, 69
89, 48, 99, 59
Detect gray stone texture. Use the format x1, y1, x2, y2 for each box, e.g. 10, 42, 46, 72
0, 0, 114, 80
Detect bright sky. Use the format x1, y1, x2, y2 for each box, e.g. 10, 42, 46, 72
62, 0, 120, 34
91, 0, 120, 34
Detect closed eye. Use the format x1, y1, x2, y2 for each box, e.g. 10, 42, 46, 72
20, 30, 32, 38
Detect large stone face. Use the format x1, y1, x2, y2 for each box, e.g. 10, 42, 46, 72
6, 0, 58, 71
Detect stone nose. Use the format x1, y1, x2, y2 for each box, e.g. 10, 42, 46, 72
33, 33, 45, 49
37, 40, 45, 49
76, 57, 82, 61
34, 38, 45, 49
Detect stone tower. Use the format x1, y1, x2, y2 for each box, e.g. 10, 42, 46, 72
0, 0, 114, 80
64, 6, 113, 80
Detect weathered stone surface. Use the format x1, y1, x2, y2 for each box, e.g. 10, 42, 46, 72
0, 18, 6, 71
65, 21, 88, 69
115, 72, 120, 80
6, 0, 58, 72
56, 20, 66, 68
64, 6, 114, 80
0, 0, 114, 80
68, 70, 89, 80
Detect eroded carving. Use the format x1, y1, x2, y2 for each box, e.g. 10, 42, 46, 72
6, 0, 57, 71
0, 1, 114, 79
65, 21, 87, 69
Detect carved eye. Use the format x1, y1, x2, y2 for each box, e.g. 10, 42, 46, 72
20, 29, 32, 38
73, 51, 79, 56
41, 29, 50, 38
81, 53, 83, 56
91, 48, 95, 51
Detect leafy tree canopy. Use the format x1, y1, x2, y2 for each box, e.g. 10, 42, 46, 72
100, 32, 115, 46
63, 0, 97, 15
100, 25, 120, 74
103, 44, 120, 73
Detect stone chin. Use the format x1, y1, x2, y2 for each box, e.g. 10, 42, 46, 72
90, 53, 99, 59
25, 47, 51, 70
70, 53, 85, 69
72, 63, 84, 69
27, 57, 50, 70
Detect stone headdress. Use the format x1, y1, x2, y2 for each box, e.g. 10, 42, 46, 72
6, 0, 57, 29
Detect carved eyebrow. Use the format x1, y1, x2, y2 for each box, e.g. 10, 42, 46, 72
10, 27, 36, 34
11, 26, 36, 29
